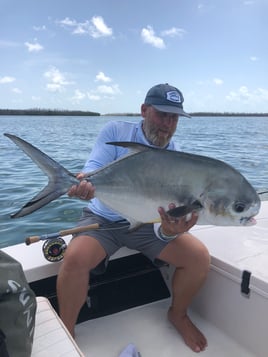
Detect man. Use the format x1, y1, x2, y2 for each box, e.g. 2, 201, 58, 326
57, 83, 210, 352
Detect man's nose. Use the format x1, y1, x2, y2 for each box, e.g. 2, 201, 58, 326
161, 114, 177, 124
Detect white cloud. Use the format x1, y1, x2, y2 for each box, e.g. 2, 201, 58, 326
161, 27, 186, 38
32, 96, 41, 101
0, 76, 16, 84
91, 16, 113, 38
226, 86, 268, 103
72, 23, 89, 35
12, 87, 22, 94
197, 3, 214, 13
96, 84, 121, 95
44, 66, 74, 92
87, 73, 121, 102
87, 93, 101, 101
25, 41, 44, 52
57, 16, 113, 38
95, 71, 112, 83
141, 26, 165, 49
71, 89, 86, 103
213, 78, 223, 85
46, 83, 61, 92
196, 78, 223, 86
87, 83, 121, 102
250, 56, 258, 61
59, 17, 77, 27
33, 25, 46, 31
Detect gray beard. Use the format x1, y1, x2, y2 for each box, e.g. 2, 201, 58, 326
144, 129, 169, 148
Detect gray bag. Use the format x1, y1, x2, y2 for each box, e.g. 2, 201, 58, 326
0, 328, 9, 357
0, 251, 37, 357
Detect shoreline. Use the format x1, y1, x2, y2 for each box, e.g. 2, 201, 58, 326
0, 109, 267, 117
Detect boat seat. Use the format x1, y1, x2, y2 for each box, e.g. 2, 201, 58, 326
32, 296, 84, 357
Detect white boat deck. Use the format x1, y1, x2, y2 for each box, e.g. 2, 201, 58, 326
75, 299, 255, 357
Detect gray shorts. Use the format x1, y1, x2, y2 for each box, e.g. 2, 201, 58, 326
74, 207, 168, 274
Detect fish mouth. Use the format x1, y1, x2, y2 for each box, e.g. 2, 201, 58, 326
240, 216, 257, 226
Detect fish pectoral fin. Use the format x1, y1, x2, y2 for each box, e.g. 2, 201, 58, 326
167, 200, 203, 218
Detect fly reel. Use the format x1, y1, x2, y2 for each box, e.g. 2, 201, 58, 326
42, 237, 67, 262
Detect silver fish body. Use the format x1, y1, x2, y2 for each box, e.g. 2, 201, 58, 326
4, 134, 260, 226
88, 142, 260, 227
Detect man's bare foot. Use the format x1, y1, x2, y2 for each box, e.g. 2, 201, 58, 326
168, 307, 207, 352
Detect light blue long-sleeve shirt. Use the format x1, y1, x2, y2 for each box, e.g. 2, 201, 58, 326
83, 120, 176, 221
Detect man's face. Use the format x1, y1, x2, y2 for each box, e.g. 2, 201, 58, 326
141, 104, 179, 147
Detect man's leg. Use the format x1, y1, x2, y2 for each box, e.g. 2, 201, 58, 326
57, 235, 107, 337
157, 233, 210, 352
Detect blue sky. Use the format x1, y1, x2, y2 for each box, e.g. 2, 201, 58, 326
1, 0, 267, 114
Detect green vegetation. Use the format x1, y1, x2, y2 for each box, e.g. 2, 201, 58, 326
104, 112, 268, 117
0, 108, 100, 116
190, 112, 268, 117
103, 113, 141, 116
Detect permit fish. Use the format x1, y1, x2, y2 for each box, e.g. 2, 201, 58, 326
4, 133, 260, 227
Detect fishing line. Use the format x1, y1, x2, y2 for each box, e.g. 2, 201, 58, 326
258, 191, 268, 195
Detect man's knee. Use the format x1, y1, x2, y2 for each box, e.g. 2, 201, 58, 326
62, 235, 107, 272
157, 234, 210, 273
194, 243, 210, 273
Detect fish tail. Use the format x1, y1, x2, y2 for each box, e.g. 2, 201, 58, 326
4, 133, 78, 218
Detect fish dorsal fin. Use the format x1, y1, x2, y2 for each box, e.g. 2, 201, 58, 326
106, 141, 152, 153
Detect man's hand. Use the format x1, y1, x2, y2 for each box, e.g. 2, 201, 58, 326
158, 203, 198, 237
68, 173, 95, 200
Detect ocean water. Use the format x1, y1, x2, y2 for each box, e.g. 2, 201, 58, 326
0, 115, 268, 248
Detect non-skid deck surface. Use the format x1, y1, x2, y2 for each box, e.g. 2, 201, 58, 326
75, 299, 255, 357
32, 297, 84, 357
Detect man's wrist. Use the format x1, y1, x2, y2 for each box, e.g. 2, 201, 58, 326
157, 225, 178, 242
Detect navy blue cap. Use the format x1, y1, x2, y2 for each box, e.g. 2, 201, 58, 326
144, 83, 191, 118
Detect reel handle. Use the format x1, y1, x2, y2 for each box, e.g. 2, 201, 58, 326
25, 236, 40, 245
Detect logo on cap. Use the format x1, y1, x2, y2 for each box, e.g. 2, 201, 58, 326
166, 90, 181, 103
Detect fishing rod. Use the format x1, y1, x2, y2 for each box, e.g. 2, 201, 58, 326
25, 223, 100, 245
25, 223, 100, 262
25, 221, 129, 262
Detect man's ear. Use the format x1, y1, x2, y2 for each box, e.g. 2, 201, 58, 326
141, 103, 149, 118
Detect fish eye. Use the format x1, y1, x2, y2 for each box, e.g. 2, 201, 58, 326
233, 202, 246, 213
